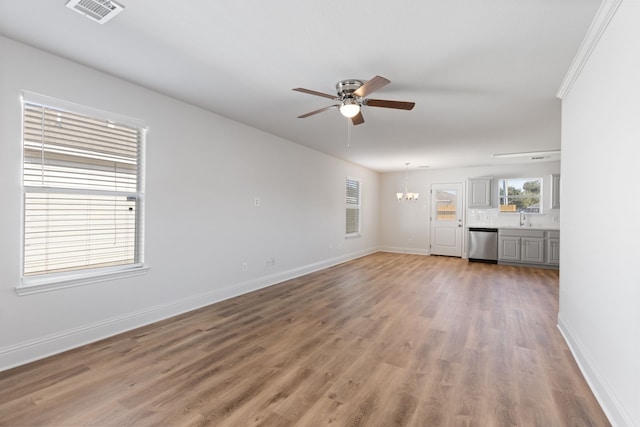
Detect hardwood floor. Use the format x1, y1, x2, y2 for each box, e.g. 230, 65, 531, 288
0, 253, 609, 426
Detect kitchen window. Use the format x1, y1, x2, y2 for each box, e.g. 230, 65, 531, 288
19, 92, 147, 294
345, 177, 361, 236
499, 178, 542, 213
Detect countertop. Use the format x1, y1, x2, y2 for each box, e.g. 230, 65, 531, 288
468, 223, 560, 231
498, 225, 560, 231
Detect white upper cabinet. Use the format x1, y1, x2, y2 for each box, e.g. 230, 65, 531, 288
551, 174, 560, 209
468, 178, 492, 208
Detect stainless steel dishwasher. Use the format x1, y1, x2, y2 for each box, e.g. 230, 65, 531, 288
468, 227, 498, 263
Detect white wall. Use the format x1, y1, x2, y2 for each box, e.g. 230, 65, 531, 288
558, 1, 640, 426
379, 162, 560, 254
0, 36, 379, 371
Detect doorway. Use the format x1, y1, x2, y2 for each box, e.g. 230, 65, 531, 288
430, 183, 464, 257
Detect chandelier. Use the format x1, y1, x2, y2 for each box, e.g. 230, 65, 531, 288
397, 163, 419, 202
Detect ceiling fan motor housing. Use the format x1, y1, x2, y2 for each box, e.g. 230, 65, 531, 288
336, 80, 364, 100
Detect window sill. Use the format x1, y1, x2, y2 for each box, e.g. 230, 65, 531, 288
16, 265, 150, 296
345, 233, 362, 239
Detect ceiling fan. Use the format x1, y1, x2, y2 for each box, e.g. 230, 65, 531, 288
293, 76, 415, 126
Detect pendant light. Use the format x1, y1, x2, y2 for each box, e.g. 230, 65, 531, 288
397, 163, 419, 202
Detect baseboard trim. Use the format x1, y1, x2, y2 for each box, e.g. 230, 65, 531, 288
378, 246, 430, 256
0, 247, 377, 372
557, 313, 634, 427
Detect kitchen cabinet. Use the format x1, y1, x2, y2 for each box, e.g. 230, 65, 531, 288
498, 229, 558, 268
498, 235, 520, 261
551, 174, 561, 209
521, 237, 545, 263
547, 231, 560, 265
468, 178, 492, 208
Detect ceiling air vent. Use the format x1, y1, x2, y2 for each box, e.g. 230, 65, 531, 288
65, 0, 124, 24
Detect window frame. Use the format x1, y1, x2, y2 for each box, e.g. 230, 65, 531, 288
498, 177, 543, 213
345, 176, 362, 238
17, 91, 148, 295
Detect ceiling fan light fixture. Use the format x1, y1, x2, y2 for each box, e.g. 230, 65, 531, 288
339, 98, 360, 118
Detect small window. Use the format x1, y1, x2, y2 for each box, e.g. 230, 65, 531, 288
435, 190, 458, 221
21, 93, 146, 291
499, 178, 542, 213
345, 177, 361, 236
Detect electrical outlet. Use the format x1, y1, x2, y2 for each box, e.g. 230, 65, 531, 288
270, 257, 275, 266
254, 197, 260, 207
242, 262, 248, 271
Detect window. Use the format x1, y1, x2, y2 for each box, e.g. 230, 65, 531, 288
345, 177, 361, 236
20, 93, 146, 292
499, 178, 542, 213
435, 189, 458, 221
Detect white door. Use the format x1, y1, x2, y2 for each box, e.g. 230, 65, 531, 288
430, 183, 463, 257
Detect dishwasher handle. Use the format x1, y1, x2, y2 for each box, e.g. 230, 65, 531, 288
468, 227, 498, 232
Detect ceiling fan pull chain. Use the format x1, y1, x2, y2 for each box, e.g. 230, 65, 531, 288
347, 117, 351, 148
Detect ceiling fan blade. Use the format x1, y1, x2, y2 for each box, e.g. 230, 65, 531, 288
354, 76, 390, 98
292, 88, 337, 100
366, 99, 415, 110
297, 105, 338, 118
351, 111, 365, 125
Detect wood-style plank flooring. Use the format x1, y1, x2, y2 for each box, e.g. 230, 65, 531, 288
0, 253, 610, 426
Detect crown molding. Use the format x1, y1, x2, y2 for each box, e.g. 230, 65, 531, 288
556, 0, 623, 99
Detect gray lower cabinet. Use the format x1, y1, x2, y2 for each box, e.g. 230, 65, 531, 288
521, 237, 545, 263
547, 232, 560, 265
498, 236, 520, 261
498, 229, 558, 267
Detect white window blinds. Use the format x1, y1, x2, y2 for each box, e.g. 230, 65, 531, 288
22, 99, 144, 278
346, 177, 361, 236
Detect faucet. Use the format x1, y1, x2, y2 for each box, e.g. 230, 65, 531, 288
520, 212, 526, 227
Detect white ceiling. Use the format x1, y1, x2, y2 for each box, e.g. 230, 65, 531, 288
0, 0, 601, 172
